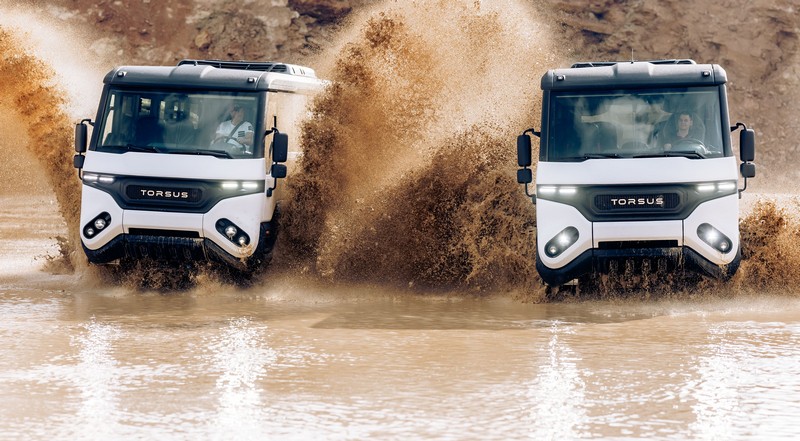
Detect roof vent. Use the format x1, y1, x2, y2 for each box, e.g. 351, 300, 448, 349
176, 59, 316, 78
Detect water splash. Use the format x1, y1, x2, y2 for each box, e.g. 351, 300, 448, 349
277, 0, 556, 294
0, 27, 82, 268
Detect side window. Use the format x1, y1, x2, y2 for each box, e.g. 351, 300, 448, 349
265, 92, 279, 163
100, 94, 116, 144
101, 93, 138, 146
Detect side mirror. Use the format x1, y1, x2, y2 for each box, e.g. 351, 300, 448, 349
517, 134, 532, 167
740, 162, 756, 179
73, 154, 85, 169
271, 163, 287, 179
75, 123, 88, 153
740, 129, 755, 162
517, 168, 532, 184
272, 133, 289, 163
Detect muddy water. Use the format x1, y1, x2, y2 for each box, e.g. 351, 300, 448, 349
1, 196, 800, 440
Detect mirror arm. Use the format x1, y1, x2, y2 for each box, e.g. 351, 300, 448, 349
523, 127, 541, 138
739, 176, 748, 198
524, 182, 537, 204
730, 122, 746, 132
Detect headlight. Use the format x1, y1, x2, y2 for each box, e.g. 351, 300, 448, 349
697, 223, 733, 254
82, 172, 116, 184
225, 225, 237, 239
216, 219, 250, 247
695, 181, 737, 195
537, 185, 579, 199
220, 181, 263, 192
83, 212, 111, 239
544, 227, 580, 258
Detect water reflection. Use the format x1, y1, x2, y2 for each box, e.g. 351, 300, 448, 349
70, 319, 124, 440
688, 321, 800, 440
526, 322, 588, 440
204, 317, 274, 439
3, 285, 800, 439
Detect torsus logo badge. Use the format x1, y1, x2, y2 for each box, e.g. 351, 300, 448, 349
609, 196, 664, 207
127, 185, 200, 202
138, 189, 190, 199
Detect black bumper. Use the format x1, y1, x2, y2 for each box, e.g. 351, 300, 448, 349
536, 246, 741, 287
82, 221, 277, 272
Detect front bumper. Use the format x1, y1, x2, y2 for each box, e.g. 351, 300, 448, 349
82, 220, 278, 272
536, 245, 741, 287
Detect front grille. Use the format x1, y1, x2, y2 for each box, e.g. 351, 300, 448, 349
126, 185, 203, 203
124, 235, 205, 261
128, 228, 201, 238
594, 193, 680, 211
598, 240, 679, 250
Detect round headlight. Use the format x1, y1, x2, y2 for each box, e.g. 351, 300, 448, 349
94, 218, 107, 230
225, 225, 237, 239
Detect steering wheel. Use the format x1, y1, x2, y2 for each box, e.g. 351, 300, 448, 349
212, 135, 239, 145
210, 135, 247, 151
673, 138, 706, 148
672, 138, 710, 156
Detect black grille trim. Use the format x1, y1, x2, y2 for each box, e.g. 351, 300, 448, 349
128, 228, 201, 238
83, 176, 265, 214
598, 240, 680, 250
537, 183, 736, 222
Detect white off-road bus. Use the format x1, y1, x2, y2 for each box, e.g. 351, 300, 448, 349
517, 60, 756, 287
74, 59, 326, 272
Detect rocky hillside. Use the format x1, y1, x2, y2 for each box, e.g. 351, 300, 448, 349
553, 0, 799, 186
24, 0, 800, 186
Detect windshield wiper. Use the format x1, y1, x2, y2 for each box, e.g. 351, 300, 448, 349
583, 153, 622, 159
561, 153, 622, 160
124, 144, 163, 153
634, 151, 706, 159
170, 149, 233, 159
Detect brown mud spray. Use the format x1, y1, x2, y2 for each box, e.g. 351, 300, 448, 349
276, 1, 558, 294
0, 27, 82, 271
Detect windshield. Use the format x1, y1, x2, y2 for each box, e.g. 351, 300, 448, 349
95, 88, 262, 159
546, 86, 725, 161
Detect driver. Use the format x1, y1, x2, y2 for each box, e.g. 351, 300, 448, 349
663, 113, 695, 150
213, 103, 254, 151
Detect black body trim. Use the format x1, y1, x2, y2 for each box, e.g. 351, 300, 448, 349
536, 246, 741, 287
83, 176, 265, 214
83, 219, 279, 272
537, 183, 736, 222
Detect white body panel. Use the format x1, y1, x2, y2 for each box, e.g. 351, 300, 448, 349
684, 193, 740, 264
83, 151, 269, 181
537, 156, 738, 185
536, 199, 592, 269
80, 185, 125, 250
